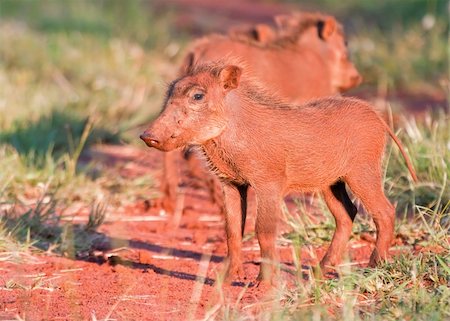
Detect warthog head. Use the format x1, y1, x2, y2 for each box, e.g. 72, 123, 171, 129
141, 64, 241, 151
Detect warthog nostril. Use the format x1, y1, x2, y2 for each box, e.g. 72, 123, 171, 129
140, 133, 160, 147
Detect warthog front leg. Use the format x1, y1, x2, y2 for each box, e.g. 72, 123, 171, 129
222, 182, 248, 281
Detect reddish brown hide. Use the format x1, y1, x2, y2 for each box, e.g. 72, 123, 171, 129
141, 62, 417, 282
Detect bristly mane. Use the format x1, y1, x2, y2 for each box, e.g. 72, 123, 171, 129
241, 85, 295, 110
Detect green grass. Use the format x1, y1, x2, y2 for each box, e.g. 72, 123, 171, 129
0, 0, 181, 46
349, 21, 448, 94
303, 0, 448, 28
385, 112, 450, 213
0, 20, 176, 139
215, 203, 450, 321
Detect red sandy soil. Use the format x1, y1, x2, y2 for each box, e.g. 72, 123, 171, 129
0, 145, 378, 321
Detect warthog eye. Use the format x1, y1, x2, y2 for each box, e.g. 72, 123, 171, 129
193, 93, 204, 101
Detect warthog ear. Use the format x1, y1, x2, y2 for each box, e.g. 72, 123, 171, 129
252, 24, 276, 43
318, 17, 336, 40
219, 65, 242, 91
179, 52, 194, 75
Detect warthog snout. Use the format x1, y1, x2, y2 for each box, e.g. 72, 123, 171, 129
140, 132, 160, 148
